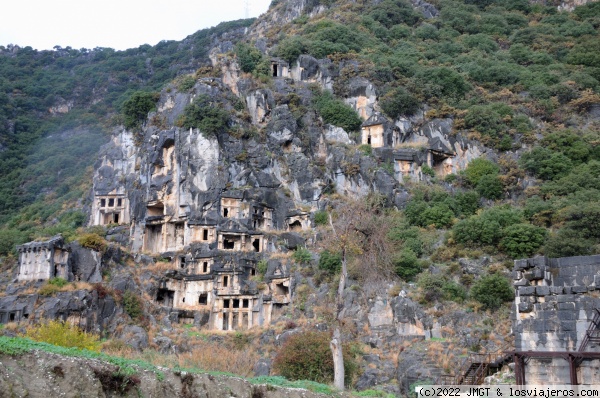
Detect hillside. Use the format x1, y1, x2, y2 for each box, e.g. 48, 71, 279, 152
0, 0, 599, 395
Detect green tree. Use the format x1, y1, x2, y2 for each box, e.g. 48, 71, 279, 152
122, 91, 159, 130
380, 87, 420, 118
499, 223, 547, 258
179, 95, 230, 136
313, 91, 362, 132
463, 158, 500, 186
318, 250, 342, 273
470, 274, 514, 310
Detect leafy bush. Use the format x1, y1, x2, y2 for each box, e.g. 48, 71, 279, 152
272, 331, 357, 387
276, 37, 307, 64
520, 147, 573, 180
236, 42, 265, 74
416, 273, 466, 303
122, 91, 159, 130
421, 165, 435, 178
416, 67, 471, 101
314, 210, 328, 226
499, 223, 547, 258
470, 274, 514, 310
48, 277, 68, 287
256, 260, 268, 276
178, 95, 230, 136
380, 87, 420, 118
476, 174, 504, 200
24, 320, 101, 351
176, 75, 196, 92
405, 201, 455, 228
313, 91, 362, 132
78, 233, 107, 252
463, 158, 500, 186
318, 250, 342, 273
453, 206, 523, 247
394, 248, 422, 281
544, 228, 594, 258
122, 291, 142, 320
292, 247, 312, 264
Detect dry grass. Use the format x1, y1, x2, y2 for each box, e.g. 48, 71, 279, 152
105, 337, 260, 377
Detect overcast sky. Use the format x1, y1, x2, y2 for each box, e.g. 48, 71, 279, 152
0, 0, 272, 51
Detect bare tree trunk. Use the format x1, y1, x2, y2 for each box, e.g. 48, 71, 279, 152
330, 327, 345, 390
329, 214, 346, 390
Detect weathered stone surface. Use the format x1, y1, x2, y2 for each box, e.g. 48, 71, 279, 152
0, 350, 350, 398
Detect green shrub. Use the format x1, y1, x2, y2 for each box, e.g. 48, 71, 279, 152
405, 201, 455, 228
453, 191, 480, 217
421, 165, 435, 178
24, 320, 101, 351
178, 94, 230, 136
292, 247, 312, 265
499, 223, 547, 258
314, 210, 328, 226
416, 273, 466, 303
48, 277, 68, 287
388, 225, 424, 256
256, 260, 268, 276
236, 42, 265, 74
318, 250, 342, 273
416, 67, 471, 101
122, 91, 159, 130
176, 75, 196, 92
313, 91, 362, 132
272, 331, 357, 387
78, 233, 107, 252
544, 228, 594, 258
394, 249, 422, 281
276, 37, 307, 64
470, 274, 514, 310
122, 291, 143, 320
463, 158, 500, 186
453, 216, 502, 246
476, 174, 504, 200
380, 87, 420, 118
520, 147, 573, 180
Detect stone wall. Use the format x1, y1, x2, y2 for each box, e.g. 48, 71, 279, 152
513, 255, 600, 384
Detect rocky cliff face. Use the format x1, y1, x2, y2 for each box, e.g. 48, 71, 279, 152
0, 349, 352, 398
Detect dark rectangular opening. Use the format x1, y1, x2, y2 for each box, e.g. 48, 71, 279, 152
199, 293, 208, 305
272, 64, 278, 77
233, 299, 240, 308
203, 229, 208, 240
113, 213, 119, 223
100, 198, 106, 207
275, 283, 289, 296
9, 313, 15, 322
289, 220, 302, 231
252, 238, 260, 252
156, 289, 175, 307
242, 299, 249, 308
224, 299, 230, 308
223, 208, 229, 218
108, 198, 115, 207
223, 276, 229, 287
180, 257, 186, 269
203, 261, 208, 273
224, 239, 235, 250
117, 198, 122, 206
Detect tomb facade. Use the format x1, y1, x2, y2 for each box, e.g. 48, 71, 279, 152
17, 235, 70, 281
